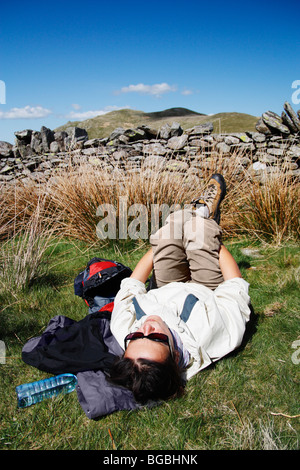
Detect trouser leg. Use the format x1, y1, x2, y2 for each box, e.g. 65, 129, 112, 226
183, 210, 224, 289
150, 210, 191, 286
150, 208, 224, 290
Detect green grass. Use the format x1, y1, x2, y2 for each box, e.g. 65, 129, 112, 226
0, 238, 299, 450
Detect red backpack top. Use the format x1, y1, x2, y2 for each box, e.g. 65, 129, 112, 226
74, 257, 132, 314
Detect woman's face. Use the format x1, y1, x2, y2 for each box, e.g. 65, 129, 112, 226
124, 315, 177, 363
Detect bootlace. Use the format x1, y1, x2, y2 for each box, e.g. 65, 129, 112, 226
203, 183, 217, 203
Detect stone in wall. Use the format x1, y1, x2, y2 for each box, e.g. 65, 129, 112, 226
64, 127, 88, 150
283, 102, 300, 133
256, 102, 300, 137
159, 122, 183, 139
0, 141, 13, 158
40, 126, 55, 152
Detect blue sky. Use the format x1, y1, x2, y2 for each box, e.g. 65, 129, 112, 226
0, 0, 299, 143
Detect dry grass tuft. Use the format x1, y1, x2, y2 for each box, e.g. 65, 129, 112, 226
0, 194, 60, 291
228, 160, 300, 244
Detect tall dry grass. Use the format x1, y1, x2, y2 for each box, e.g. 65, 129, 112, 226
0, 151, 299, 247
34, 162, 202, 242
0, 193, 60, 292
224, 159, 300, 244
0, 180, 58, 240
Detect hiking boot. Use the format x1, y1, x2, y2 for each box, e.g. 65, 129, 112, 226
191, 173, 226, 224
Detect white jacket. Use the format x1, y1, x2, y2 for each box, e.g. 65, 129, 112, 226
110, 277, 251, 380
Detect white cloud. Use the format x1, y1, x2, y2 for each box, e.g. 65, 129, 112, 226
68, 110, 104, 119
71, 103, 81, 110
181, 89, 193, 95
0, 105, 52, 119
66, 105, 131, 120
116, 82, 177, 97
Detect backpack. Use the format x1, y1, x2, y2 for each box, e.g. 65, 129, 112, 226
74, 257, 132, 314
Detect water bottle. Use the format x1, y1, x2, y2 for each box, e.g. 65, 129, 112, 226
16, 373, 78, 408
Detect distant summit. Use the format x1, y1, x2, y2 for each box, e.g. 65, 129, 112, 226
147, 107, 205, 119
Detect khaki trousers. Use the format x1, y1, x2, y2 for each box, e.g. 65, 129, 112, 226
150, 209, 224, 290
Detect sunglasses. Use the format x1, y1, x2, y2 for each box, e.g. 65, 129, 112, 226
124, 332, 174, 358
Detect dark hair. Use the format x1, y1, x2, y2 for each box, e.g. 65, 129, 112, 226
107, 355, 185, 404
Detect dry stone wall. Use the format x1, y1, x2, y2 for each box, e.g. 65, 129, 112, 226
0, 102, 299, 184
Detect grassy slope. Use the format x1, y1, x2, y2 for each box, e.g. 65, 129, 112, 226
0, 238, 299, 450
55, 107, 259, 139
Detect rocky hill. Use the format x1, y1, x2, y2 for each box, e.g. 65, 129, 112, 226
55, 107, 258, 139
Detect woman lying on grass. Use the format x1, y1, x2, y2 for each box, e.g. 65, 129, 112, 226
108, 174, 251, 404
